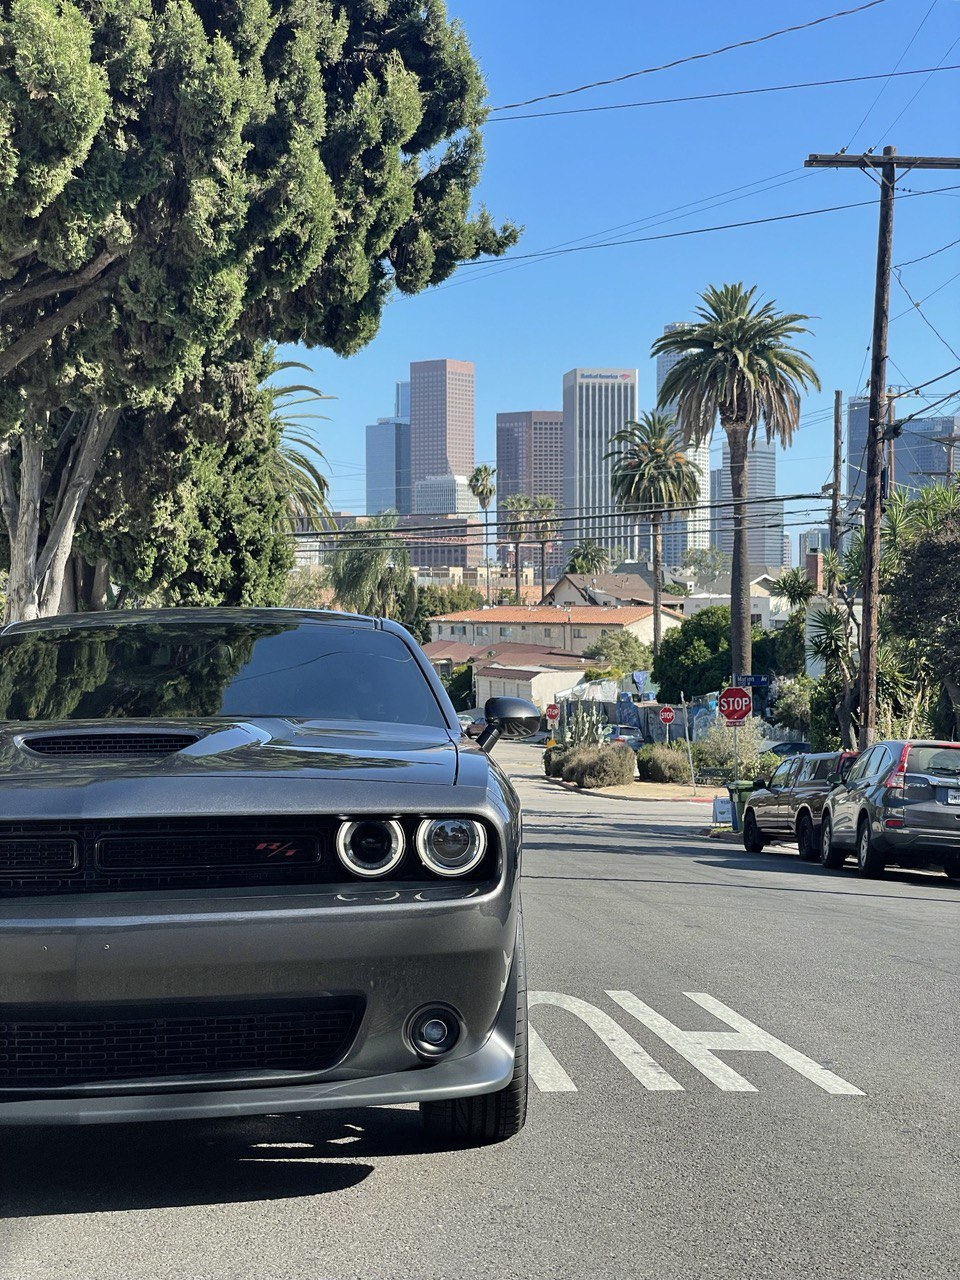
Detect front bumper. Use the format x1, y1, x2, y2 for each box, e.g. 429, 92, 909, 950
0, 876, 519, 1126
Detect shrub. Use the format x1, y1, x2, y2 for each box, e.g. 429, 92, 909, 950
562, 743, 636, 789
543, 745, 571, 778
691, 718, 768, 771
636, 743, 690, 784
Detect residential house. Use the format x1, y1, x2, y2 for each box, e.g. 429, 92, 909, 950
428, 606, 682, 656
541, 571, 683, 610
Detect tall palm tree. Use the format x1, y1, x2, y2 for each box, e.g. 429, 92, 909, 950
501, 492, 533, 601
468, 464, 496, 602
654, 283, 820, 676
529, 493, 559, 600
566, 539, 610, 575
606, 412, 701, 656
266, 357, 332, 532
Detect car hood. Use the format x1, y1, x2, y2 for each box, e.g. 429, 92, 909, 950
0, 718, 460, 788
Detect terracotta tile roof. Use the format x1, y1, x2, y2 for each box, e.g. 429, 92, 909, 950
432, 606, 677, 625
422, 640, 586, 669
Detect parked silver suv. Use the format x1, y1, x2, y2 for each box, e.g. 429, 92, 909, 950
820, 740, 960, 879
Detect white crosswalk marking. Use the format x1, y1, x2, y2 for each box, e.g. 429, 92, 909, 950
607, 991, 865, 1096
528, 1027, 577, 1092
528, 992, 684, 1091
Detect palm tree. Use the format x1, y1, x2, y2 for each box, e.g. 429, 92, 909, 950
654, 283, 820, 676
529, 493, 559, 600
468, 464, 496, 602
501, 493, 533, 601
770, 565, 816, 614
266, 357, 332, 532
606, 412, 701, 656
566, 539, 610, 575
328, 512, 415, 621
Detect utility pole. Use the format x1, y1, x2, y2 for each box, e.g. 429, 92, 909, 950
804, 148, 960, 749
830, 388, 843, 555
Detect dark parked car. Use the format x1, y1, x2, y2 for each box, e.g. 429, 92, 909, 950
0, 609, 539, 1142
820, 740, 960, 879
743, 750, 859, 859
767, 740, 813, 758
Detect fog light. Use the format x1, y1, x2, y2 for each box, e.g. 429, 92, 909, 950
408, 1005, 461, 1059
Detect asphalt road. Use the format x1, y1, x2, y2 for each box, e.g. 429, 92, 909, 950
2, 743, 958, 1280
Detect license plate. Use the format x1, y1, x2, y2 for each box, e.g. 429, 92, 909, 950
948, 790, 960, 806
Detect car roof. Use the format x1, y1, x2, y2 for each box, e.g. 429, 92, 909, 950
0, 607, 377, 636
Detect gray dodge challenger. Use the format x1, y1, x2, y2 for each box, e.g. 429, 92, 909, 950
0, 609, 539, 1143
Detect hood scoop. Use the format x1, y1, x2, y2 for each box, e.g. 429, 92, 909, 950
20, 732, 200, 759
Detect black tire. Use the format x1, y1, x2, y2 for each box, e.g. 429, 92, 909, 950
797, 813, 818, 862
856, 816, 886, 878
820, 814, 846, 869
420, 914, 528, 1146
742, 809, 766, 853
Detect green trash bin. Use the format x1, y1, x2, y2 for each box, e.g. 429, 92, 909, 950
727, 781, 755, 834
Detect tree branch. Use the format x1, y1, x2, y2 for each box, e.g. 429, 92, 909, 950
0, 251, 120, 316
0, 264, 123, 382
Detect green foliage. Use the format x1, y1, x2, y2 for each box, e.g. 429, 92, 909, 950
689, 719, 779, 780
636, 743, 690, 784
582, 630, 653, 677
566, 539, 610, 575
442, 662, 473, 713
606, 412, 701, 520
652, 606, 732, 703
408, 582, 484, 645
284, 567, 330, 610
543, 745, 570, 778
772, 676, 814, 734
682, 546, 729, 586
770, 566, 816, 612
809, 675, 843, 752
564, 700, 606, 748
468, 465, 496, 511
561, 743, 635, 789
328, 513, 415, 622
752, 612, 805, 679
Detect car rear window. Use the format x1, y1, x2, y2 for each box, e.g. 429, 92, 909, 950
0, 620, 447, 727
906, 745, 960, 776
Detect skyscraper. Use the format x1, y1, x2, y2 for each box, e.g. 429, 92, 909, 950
364, 380, 411, 515
495, 411, 564, 508
656, 322, 712, 563
847, 395, 959, 501
562, 368, 637, 556
409, 359, 475, 491
412, 474, 480, 516
713, 438, 784, 570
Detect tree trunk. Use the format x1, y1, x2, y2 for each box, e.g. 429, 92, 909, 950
539, 541, 546, 603
483, 505, 490, 603
944, 676, 960, 740
651, 512, 663, 657
1, 405, 119, 623
514, 540, 521, 602
726, 425, 752, 677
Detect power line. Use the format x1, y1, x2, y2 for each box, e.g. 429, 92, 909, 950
888, 363, 960, 398
488, 0, 890, 111
893, 267, 960, 360
894, 234, 960, 267
489, 65, 959, 123
454, 185, 960, 271
842, 1, 939, 149
876, 33, 960, 143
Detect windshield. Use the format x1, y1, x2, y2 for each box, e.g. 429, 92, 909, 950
0, 620, 446, 727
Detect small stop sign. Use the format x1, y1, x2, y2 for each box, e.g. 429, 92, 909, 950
546, 703, 560, 722
659, 706, 675, 725
718, 686, 752, 723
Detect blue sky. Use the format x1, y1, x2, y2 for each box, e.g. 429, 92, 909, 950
288, 0, 960, 556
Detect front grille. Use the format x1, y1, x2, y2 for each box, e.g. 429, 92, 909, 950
0, 816, 496, 895
0, 999, 362, 1090
21, 732, 199, 757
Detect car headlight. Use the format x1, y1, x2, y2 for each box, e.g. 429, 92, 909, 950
336, 819, 405, 878
416, 817, 487, 877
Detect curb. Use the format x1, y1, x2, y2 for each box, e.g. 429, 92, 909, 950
543, 775, 715, 805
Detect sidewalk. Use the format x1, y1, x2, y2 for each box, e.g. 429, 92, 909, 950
546, 775, 725, 805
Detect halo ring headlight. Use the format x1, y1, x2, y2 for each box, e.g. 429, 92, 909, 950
416, 818, 487, 877
336, 818, 405, 878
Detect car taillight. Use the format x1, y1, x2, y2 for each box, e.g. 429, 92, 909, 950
884, 744, 911, 792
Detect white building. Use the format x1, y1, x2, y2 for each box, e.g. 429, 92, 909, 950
562, 368, 638, 560
412, 474, 481, 516
656, 322, 712, 563
711, 438, 784, 569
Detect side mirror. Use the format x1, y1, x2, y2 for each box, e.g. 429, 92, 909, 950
752, 777, 767, 791
827, 772, 843, 787
478, 696, 541, 753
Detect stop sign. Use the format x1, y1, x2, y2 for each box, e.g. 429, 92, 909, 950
718, 686, 752, 723
546, 703, 560, 722
659, 706, 675, 725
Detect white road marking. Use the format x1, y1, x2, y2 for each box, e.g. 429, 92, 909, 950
607, 991, 864, 1096
528, 991, 684, 1091
528, 1027, 577, 1092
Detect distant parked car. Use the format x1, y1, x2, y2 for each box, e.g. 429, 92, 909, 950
743, 750, 859, 859
605, 724, 641, 751
820, 740, 960, 879
767, 740, 814, 758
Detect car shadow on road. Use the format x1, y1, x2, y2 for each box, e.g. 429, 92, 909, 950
0, 1107, 434, 1216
